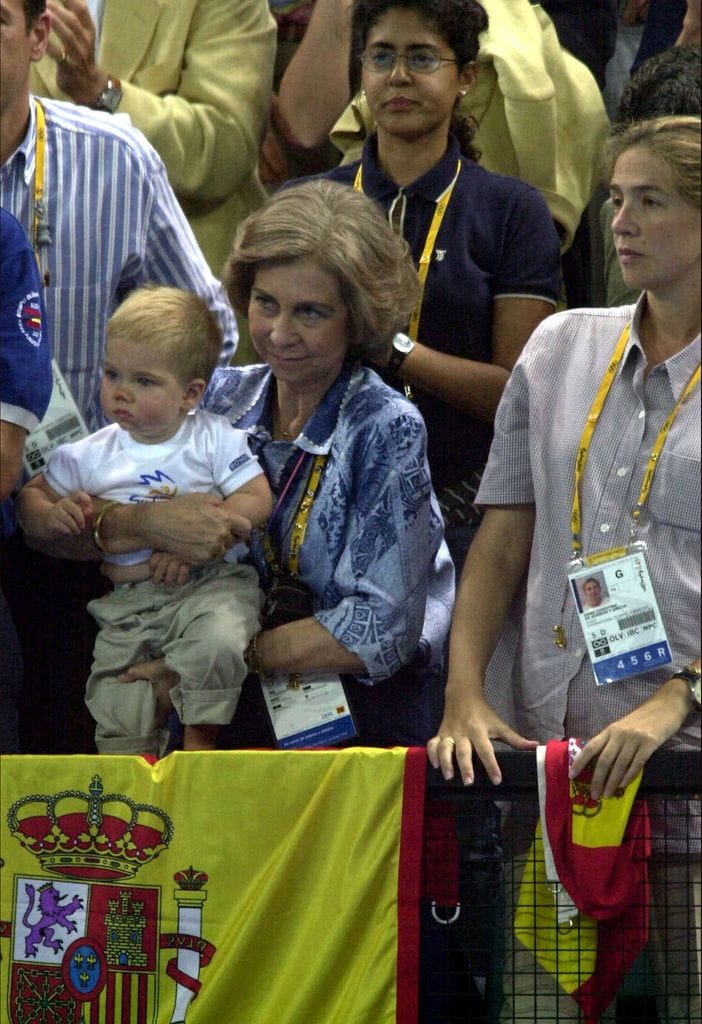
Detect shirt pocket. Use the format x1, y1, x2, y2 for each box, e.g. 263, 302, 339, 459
647, 451, 700, 532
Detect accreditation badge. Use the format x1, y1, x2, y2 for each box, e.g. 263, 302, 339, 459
568, 546, 672, 685
23, 360, 88, 477
260, 672, 357, 749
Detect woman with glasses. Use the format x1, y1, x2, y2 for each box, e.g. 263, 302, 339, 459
309, 6, 562, 1016
317, 0, 562, 573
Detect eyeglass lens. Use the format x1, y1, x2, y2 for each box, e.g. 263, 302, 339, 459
361, 46, 453, 74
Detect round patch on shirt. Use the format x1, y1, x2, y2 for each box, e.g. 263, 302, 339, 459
16, 292, 43, 347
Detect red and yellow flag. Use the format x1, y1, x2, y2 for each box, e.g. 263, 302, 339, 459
1, 748, 425, 1023
515, 740, 650, 1023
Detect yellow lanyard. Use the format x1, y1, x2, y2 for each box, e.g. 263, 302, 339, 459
353, 159, 461, 342
30, 100, 50, 286
287, 454, 326, 574
571, 323, 701, 558
264, 454, 326, 575
33, 100, 47, 251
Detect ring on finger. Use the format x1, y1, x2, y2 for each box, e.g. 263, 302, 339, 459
439, 736, 456, 747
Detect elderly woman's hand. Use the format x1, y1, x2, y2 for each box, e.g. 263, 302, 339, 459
141, 493, 251, 563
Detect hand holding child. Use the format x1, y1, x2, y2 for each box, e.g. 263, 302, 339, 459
149, 550, 193, 587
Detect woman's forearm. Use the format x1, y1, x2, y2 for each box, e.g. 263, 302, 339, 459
256, 617, 367, 676
445, 505, 535, 700
97, 493, 244, 563
18, 492, 244, 564
277, 0, 354, 148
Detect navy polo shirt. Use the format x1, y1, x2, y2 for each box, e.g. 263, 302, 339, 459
319, 134, 562, 492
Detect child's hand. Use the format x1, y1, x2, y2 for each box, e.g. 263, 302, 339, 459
149, 550, 193, 587
46, 491, 94, 536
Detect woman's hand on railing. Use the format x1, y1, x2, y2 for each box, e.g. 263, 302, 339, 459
569, 675, 694, 800
427, 696, 538, 786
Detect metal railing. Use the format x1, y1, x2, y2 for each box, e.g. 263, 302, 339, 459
421, 749, 701, 1023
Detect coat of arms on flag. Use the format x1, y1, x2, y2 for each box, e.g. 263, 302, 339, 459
1, 749, 424, 1023
2, 771, 215, 1024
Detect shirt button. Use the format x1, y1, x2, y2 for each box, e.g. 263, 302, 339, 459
617, 467, 628, 477
575, 647, 584, 659
638, 410, 645, 419
600, 523, 610, 533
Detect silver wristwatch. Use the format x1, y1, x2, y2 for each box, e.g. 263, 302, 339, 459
93, 77, 123, 113
671, 665, 702, 708
388, 332, 415, 373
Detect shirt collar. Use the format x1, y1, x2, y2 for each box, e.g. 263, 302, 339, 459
361, 132, 463, 203
220, 359, 358, 455
627, 292, 701, 399
2, 96, 37, 186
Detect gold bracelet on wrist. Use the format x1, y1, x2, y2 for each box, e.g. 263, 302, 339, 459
93, 500, 121, 554
244, 632, 268, 677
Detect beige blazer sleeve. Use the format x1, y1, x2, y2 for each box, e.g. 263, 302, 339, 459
31, 0, 276, 277
31, 0, 276, 199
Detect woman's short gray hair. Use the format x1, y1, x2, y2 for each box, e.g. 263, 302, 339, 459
224, 179, 420, 361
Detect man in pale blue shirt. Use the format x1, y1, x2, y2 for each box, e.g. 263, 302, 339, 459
0, 0, 238, 434
0, 0, 238, 753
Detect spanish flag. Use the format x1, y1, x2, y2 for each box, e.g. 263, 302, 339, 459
515, 739, 650, 1023
0, 748, 425, 1024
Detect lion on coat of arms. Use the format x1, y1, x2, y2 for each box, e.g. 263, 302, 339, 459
22, 881, 83, 957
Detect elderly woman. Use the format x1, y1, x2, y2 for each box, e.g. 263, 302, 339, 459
210, 177, 454, 747
60, 179, 454, 748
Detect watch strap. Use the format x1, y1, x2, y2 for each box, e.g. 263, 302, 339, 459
670, 666, 702, 708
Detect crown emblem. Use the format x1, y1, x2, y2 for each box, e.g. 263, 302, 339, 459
174, 866, 209, 891
7, 774, 173, 881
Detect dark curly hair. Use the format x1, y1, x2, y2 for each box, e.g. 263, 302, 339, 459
615, 44, 701, 126
351, 0, 489, 162
23, 1, 46, 28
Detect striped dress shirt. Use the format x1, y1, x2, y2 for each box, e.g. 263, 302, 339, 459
481, 298, 700, 853
480, 298, 700, 762
0, 97, 238, 432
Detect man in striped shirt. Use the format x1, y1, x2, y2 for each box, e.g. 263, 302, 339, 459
0, 0, 239, 753
0, 0, 238, 435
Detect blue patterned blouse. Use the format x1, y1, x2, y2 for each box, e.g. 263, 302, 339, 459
205, 359, 454, 683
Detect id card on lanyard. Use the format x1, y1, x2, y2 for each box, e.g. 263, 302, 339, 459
261, 452, 357, 748
261, 671, 356, 749
569, 549, 671, 685
23, 359, 88, 477
565, 323, 700, 685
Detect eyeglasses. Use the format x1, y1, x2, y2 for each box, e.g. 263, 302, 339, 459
360, 46, 459, 75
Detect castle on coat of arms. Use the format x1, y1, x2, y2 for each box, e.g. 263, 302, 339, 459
105, 890, 148, 967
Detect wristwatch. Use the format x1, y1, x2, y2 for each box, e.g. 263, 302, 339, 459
670, 665, 702, 708
92, 77, 123, 113
388, 332, 415, 373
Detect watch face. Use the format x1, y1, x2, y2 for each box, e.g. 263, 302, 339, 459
97, 81, 122, 112
393, 333, 414, 355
